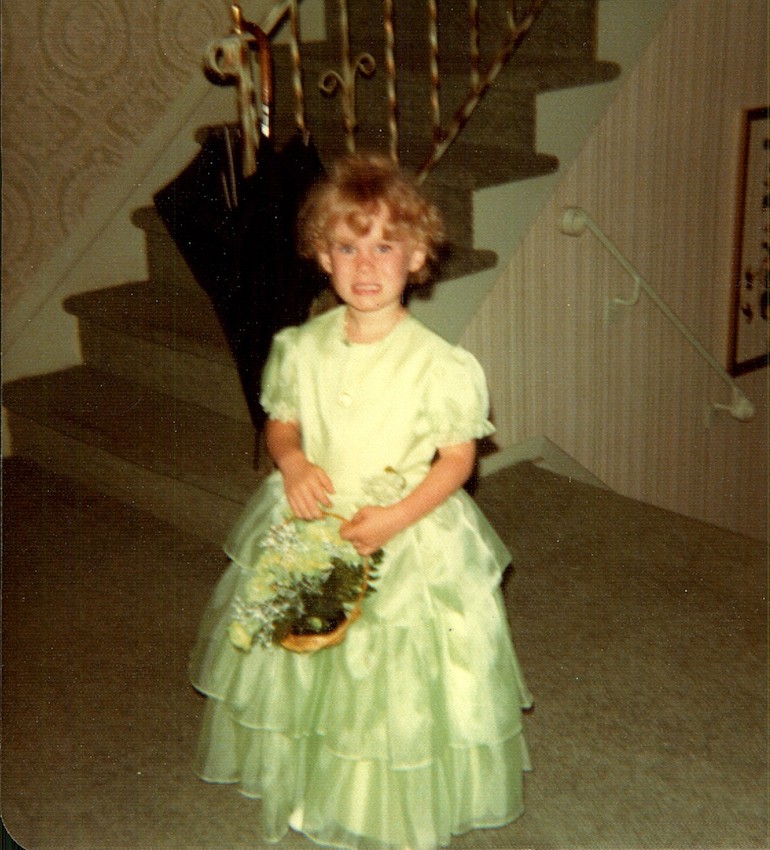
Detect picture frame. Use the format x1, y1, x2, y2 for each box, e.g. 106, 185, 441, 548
728, 105, 768, 377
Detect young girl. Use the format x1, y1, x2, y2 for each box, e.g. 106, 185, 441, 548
190, 153, 532, 849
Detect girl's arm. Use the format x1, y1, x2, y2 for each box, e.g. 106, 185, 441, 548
265, 419, 335, 520
340, 440, 476, 555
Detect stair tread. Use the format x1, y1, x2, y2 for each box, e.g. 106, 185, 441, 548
411, 146, 559, 184
509, 58, 620, 90
392, 59, 621, 93
131, 205, 173, 234
434, 245, 498, 281
4, 366, 262, 505
65, 281, 233, 365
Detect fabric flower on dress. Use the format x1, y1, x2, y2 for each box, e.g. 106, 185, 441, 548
361, 466, 407, 506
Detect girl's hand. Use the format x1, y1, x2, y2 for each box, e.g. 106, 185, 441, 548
340, 505, 404, 556
280, 455, 335, 520
265, 419, 334, 520
340, 442, 477, 554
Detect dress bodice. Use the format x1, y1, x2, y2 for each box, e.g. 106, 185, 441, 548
260, 306, 494, 507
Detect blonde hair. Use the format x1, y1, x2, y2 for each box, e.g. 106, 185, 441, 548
298, 153, 445, 284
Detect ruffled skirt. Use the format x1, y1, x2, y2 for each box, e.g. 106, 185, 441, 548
190, 476, 532, 848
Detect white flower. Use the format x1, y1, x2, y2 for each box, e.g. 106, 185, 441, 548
228, 621, 253, 651
245, 573, 274, 602
361, 466, 407, 505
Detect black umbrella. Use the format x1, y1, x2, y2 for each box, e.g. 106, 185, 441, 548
153, 22, 326, 430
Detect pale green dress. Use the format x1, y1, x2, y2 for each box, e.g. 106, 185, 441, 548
190, 306, 532, 849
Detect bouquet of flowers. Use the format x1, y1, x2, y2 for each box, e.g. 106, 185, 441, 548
228, 514, 382, 653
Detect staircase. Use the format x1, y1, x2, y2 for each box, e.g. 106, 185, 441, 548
3, 0, 619, 543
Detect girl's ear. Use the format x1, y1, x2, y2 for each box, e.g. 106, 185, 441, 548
408, 245, 428, 274
318, 248, 333, 275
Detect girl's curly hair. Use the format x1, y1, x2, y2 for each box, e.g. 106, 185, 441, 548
298, 153, 445, 284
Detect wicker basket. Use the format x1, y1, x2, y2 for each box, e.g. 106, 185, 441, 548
280, 606, 362, 653
279, 514, 372, 654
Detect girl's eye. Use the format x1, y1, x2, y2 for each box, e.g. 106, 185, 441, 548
376, 243, 392, 253
337, 243, 355, 255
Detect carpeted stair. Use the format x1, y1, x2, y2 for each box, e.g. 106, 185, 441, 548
3, 0, 619, 542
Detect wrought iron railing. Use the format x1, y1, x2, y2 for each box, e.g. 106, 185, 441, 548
203, 0, 551, 181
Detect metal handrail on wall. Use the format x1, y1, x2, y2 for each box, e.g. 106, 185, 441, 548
559, 207, 755, 423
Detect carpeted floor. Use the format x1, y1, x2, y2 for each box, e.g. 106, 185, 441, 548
2, 457, 767, 849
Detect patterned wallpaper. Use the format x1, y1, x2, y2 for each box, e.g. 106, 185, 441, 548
1, 0, 231, 315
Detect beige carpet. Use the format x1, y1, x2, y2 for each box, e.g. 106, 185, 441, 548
2, 458, 767, 849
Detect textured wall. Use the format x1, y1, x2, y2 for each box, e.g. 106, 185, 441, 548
1, 0, 230, 317
463, 0, 768, 539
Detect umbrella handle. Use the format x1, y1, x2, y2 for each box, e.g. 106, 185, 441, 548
204, 7, 274, 178
232, 7, 274, 140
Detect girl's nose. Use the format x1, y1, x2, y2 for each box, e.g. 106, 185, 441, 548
356, 250, 375, 269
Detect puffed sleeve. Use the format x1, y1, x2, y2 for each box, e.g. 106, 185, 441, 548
423, 345, 496, 446
259, 326, 301, 422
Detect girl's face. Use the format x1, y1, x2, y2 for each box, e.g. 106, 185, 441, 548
318, 207, 427, 320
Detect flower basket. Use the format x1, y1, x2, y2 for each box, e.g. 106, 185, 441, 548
279, 605, 361, 653
228, 514, 381, 654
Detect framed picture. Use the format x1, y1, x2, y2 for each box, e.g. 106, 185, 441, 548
728, 106, 768, 377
